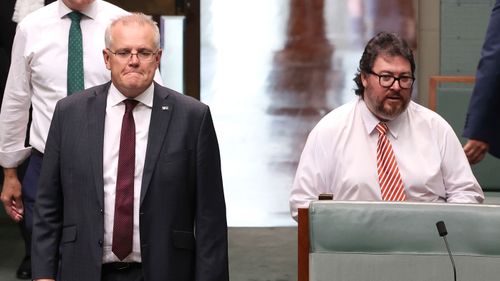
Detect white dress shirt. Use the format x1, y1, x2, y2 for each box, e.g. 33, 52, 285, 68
12, 0, 44, 23
0, 0, 128, 167
102, 83, 153, 263
290, 98, 484, 219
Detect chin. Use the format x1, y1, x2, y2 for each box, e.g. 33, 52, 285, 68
123, 78, 145, 87
125, 81, 141, 86
382, 105, 408, 120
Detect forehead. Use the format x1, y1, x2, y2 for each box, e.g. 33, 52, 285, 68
372, 54, 411, 74
110, 22, 155, 47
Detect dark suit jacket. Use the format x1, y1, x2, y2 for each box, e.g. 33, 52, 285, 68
463, 0, 500, 158
32, 82, 229, 281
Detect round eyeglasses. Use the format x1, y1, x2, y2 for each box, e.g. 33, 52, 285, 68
107, 48, 159, 61
368, 70, 415, 89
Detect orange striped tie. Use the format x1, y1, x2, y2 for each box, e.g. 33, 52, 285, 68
376, 123, 407, 201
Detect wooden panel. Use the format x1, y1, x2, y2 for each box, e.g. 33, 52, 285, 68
298, 208, 309, 281
428, 75, 475, 110
183, 0, 200, 99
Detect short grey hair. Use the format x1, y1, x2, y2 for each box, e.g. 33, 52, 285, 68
105, 13, 161, 50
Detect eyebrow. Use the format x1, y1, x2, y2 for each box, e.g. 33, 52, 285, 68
115, 47, 155, 52
377, 70, 413, 76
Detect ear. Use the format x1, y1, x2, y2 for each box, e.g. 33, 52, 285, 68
155, 49, 163, 66
361, 72, 368, 88
103, 49, 111, 70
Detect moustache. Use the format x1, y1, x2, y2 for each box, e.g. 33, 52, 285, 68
385, 92, 404, 100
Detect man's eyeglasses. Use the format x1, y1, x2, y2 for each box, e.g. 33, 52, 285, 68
107, 48, 159, 61
368, 70, 415, 89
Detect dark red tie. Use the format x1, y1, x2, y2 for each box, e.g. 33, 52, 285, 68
112, 99, 138, 260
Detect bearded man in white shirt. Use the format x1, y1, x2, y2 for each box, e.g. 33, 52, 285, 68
289, 32, 484, 220
0, 0, 128, 278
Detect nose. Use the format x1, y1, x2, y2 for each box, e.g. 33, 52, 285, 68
128, 53, 140, 64
390, 79, 402, 90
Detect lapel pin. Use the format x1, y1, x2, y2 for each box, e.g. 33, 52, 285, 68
162, 105, 169, 111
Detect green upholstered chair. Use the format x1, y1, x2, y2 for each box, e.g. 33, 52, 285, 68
298, 201, 500, 281
429, 76, 500, 204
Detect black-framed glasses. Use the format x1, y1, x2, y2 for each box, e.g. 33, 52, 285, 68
107, 48, 159, 61
368, 70, 415, 89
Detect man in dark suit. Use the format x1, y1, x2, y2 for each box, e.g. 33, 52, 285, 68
2, 1, 128, 279
31, 13, 229, 281
463, 0, 500, 164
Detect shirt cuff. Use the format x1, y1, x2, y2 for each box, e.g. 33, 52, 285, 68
0, 147, 32, 168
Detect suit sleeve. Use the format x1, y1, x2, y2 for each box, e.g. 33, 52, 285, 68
463, 0, 500, 158
194, 107, 229, 281
31, 101, 63, 280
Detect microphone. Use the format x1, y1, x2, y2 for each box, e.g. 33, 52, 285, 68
435, 221, 457, 281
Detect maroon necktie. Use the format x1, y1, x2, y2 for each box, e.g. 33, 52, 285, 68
112, 99, 138, 260
376, 122, 407, 201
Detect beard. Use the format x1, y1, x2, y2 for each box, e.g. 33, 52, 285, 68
365, 91, 410, 121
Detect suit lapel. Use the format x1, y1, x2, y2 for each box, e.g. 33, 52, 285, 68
88, 82, 111, 209
140, 83, 173, 204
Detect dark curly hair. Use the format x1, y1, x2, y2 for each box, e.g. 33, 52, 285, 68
353, 32, 415, 97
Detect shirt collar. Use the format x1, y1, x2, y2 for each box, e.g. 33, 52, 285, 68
108, 83, 155, 109
58, 0, 98, 20
359, 98, 407, 139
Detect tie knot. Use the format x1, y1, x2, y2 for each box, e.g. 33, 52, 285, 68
376, 122, 388, 135
68, 11, 82, 23
123, 99, 139, 112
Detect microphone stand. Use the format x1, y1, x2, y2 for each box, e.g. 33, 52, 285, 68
441, 234, 457, 281
436, 221, 457, 281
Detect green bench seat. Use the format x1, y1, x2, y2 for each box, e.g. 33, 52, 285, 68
299, 201, 500, 281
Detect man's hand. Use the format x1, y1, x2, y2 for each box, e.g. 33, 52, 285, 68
0, 168, 24, 222
463, 139, 490, 165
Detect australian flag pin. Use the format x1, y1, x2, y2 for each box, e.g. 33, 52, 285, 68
162, 105, 169, 111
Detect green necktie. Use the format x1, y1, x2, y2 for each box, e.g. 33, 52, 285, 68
67, 11, 84, 95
